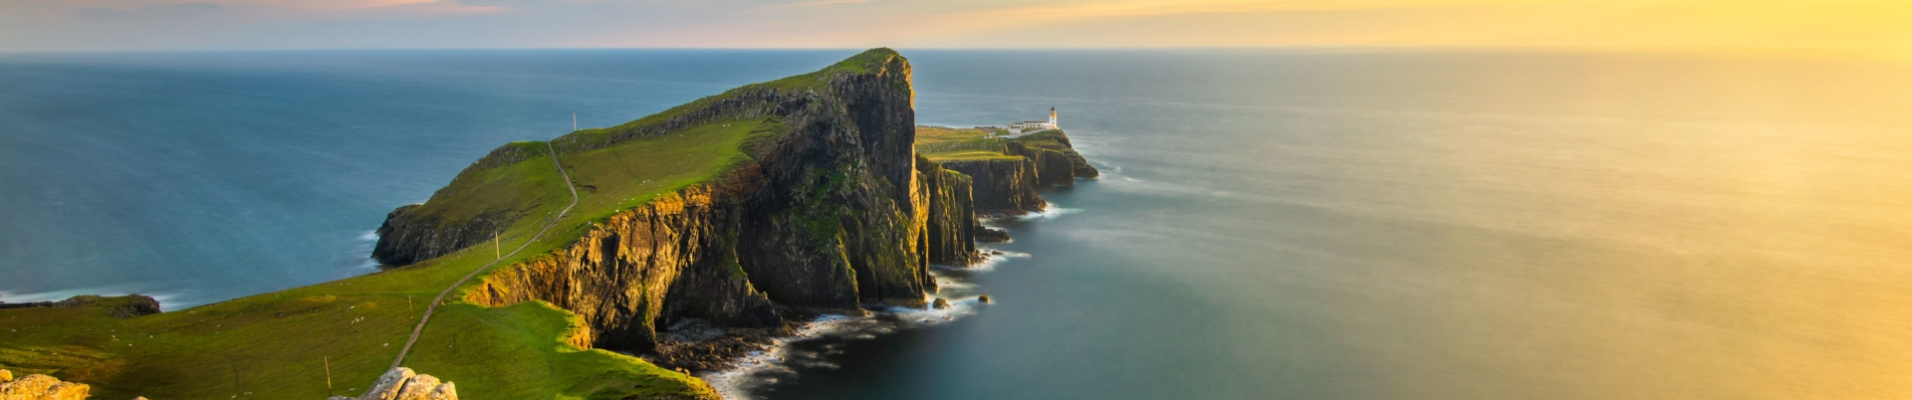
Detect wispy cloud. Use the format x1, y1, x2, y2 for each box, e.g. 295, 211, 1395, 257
945, 0, 1503, 21
764, 0, 878, 9
71, 2, 225, 20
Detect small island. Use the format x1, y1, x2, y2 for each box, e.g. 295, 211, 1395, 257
0, 48, 1094, 400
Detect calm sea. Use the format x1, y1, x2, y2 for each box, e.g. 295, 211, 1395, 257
3, 50, 1911, 400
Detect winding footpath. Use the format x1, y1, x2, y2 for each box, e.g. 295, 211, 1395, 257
389, 141, 580, 370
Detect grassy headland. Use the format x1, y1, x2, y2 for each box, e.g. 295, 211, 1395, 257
0, 49, 904, 400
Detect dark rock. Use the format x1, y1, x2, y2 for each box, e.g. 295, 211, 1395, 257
978, 294, 991, 304
371, 204, 511, 267
932, 298, 950, 309
0, 294, 160, 318
973, 226, 1011, 243
920, 156, 981, 266
941, 158, 1045, 215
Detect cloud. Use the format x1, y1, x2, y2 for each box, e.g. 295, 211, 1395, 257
766, 0, 878, 8
71, 2, 225, 20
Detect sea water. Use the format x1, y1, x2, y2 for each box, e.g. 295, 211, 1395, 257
4, 50, 1911, 400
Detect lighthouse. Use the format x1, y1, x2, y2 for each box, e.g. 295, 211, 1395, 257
1007, 107, 1062, 133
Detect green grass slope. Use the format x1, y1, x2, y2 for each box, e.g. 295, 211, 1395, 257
0, 49, 901, 400
914, 126, 1018, 161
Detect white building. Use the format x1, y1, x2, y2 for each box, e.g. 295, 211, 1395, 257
1008, 107, 1058, 133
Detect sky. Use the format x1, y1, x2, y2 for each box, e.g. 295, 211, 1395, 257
2, 0, 1910, 55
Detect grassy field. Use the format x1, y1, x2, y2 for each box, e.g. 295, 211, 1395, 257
0, 49, 898, 400
0, 142, 713, 399
915, 126, 1018, 162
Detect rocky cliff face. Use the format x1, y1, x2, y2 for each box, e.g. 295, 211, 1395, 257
733, 56, 934, 310
463, 173, 779, 353
406, 49, 954, 356
944, 130, 1099, 215
940, 158, 1044, 215
919, 156, 979, 266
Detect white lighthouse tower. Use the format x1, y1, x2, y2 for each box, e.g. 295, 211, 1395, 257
1049, 107, 1058, 129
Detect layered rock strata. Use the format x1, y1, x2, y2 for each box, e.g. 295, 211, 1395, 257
383, 49, 948, 358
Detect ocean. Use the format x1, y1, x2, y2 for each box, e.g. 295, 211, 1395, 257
3, 49, 1911, 399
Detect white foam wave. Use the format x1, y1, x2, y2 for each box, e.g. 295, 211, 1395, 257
703, 274, 1004, 400
1018, 202, 1081, 220
964, 247, 1030, 272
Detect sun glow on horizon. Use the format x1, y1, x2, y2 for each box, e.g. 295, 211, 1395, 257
0, 0, 1908, 54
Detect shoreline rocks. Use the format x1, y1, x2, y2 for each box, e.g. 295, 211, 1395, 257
0, 294, 160, 318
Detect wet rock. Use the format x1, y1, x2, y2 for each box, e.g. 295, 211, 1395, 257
978, 294, 991, 304
932, 298, 951, 309
973, 226, 1011, 243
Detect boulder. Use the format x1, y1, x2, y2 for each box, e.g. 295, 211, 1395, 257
358, 367, 415, 400
978, 294, 991, 304
390, 374, 439, 400
339, 368, 459, 400
0, 372, 89, 400
932, 298, 951, 309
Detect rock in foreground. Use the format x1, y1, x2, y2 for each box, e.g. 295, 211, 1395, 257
0, 370, 91, 400
328, 368, 457, 400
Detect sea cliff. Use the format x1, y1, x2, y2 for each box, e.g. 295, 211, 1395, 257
0, 48, 1097, 400
374, 48, 958, 359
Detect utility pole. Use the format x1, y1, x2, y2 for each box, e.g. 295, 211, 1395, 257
494, 230, 501, 260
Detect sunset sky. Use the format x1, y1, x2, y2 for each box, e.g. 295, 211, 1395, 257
2, 0, 1909, 55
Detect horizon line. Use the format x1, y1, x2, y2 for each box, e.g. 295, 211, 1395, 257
1, 45, 1902, 61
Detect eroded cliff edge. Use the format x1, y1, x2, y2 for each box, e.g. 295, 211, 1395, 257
372, 49, 986, 360
369, 49, 1098, 383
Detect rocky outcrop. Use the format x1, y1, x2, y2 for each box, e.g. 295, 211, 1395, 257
733, 52, 935, 310
451, 48, 950, 356
1010, 130, 1098, 180
371, 204, 510, 267
0, 370, 89, 400
328, 368, 456, 400
1006, 142, 1077, 188
941, 158, 1044, 214
942, 129, 1098, 215
0, 295, 160, 318
464, 177, 779, 353
919, 156, 979, 266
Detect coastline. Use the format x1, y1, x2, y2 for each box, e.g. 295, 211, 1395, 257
0, 49, 1099, 398
699, 245, 1028, 400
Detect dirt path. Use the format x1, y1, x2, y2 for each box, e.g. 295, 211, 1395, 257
389, 141, 580, 370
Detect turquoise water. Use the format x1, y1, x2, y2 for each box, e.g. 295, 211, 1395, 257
5, 50, 1912, 399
